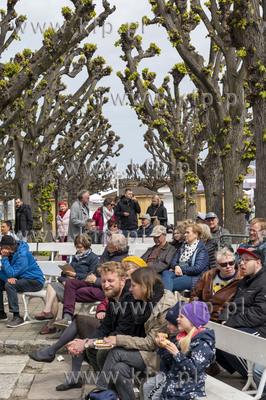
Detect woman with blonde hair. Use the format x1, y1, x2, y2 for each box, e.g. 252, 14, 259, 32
170, 222, 186, 250
162, 223, 209, 292
146, 194, 168, 227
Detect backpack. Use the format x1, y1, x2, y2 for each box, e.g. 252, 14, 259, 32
83, 388, 117, 400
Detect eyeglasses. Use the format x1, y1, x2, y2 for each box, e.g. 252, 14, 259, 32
112, 225, 118, 228
240, 258, 255, 264
111, 204, 115, 206
218, 261, 235, 268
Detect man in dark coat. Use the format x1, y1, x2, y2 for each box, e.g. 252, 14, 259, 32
216, 248, 266, 378
14, 198, 33, 242
29, 261, 135, 392
116, 188, 141, 237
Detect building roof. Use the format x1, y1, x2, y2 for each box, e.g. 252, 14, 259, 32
102, 186, 162, 197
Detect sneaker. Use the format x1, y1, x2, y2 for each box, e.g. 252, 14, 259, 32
0, 312, 8, 322
53, 318, 71, 329
7, 316, 24, 328
35, 311, 54, 320
39, 325, 56, 335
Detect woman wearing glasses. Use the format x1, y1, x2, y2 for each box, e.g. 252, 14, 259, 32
92, 198, 115, 233
102, 219, 122, 244
190, 247, 242, 322
35, 233, 98, 334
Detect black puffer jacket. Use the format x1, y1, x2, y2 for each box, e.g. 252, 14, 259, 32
219, 268, 266, 337
15, 204, 33, 235
87, 279, 136, 339
116, 195, 141, 230
146, 200, 167, 227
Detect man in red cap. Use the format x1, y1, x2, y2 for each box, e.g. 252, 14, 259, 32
216, 248, 266, 378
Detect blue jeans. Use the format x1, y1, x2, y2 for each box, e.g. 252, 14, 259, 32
253, 364, 266, 397
0, 278, 43, 313
162, 270, 192, 291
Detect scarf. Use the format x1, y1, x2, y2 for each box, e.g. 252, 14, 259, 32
179, 240, 199, 263
59, 203, 68, 218
74, 247, 92, 261
102, 206, 114, 220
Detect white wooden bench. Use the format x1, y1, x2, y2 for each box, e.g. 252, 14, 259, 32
206, 321, 266, 400
56, 243, 105, 257
203, 375, 253, 399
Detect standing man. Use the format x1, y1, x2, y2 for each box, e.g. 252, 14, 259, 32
14, 198, 33, 242
216, 248, 266, 378
237, 217, 266, 261
205, 212, 231, 248
116, 188, 141, 237
68, 190, 90, 242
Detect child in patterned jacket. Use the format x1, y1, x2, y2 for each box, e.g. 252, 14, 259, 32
143, 301, 216, 400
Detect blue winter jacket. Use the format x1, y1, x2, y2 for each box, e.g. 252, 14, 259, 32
0, 241, 45, 286
158, 327, 216, 400
169, 239, 209, 289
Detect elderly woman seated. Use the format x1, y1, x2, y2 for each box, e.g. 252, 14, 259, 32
162, 223, 209, 292
35, 233, 98, 334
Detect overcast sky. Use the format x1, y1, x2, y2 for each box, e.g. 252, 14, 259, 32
3, 1, 208, 175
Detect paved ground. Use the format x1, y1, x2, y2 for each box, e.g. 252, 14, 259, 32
0, 288, 251, 399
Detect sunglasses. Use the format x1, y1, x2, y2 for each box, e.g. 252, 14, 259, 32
111, 204, 115, 206
219, 261, 235, 268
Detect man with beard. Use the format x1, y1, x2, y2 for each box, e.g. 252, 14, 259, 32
29, 261, 135, 391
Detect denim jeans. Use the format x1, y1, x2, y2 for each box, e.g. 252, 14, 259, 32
0, 278, 43, 313
162, 270, 192, 291
97, 347, 146, 400
253, 364, 266, 397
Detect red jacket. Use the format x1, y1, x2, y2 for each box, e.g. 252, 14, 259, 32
92, 207, 115, 231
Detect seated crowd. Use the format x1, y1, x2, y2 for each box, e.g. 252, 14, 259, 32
0, 213, 265, 400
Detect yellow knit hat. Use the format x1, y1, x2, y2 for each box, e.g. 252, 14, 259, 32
122, 256, 147, 268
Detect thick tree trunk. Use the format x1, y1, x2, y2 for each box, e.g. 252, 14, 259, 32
16, 165, 33, 206
222, 155, 247, 234
186, 179, 197, 220
253, 101, 266, 219
200, 163, 224, 222
170, 174, 186, 223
